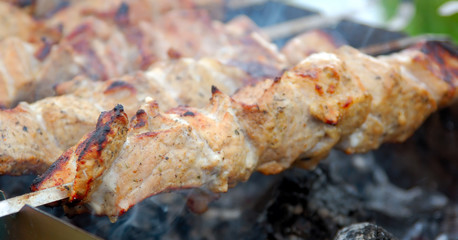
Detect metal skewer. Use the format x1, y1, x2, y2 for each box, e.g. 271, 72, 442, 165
0, 183, 72, 218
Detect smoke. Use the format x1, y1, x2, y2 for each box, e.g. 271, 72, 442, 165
69, 192, 188, 239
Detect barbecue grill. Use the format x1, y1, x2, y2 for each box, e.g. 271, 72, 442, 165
0, 1, 456, 239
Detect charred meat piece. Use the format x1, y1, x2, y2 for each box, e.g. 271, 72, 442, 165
31, 105, 129, 201
70, 105, 129, 202
33, 41, 457, 218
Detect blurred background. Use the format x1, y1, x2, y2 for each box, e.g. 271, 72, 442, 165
279, 0, 458, 42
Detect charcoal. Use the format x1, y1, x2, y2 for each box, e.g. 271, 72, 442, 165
255, 166, 370, 240
334, 222, 397, 240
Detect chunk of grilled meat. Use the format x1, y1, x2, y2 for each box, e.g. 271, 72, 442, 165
70, 105, 129, 202
0, 37, 41, 108
0, 96, 100, 175
380, 41, 458, 107
0, 58, 250, 175
31, 105, 128, 201
33, 41, 457, 218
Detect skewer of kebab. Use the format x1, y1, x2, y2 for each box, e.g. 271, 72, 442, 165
27, 41, 457, 219
2, 11, 331, 176
1, 18, 333, 176
0, 25, 449, 175
0, 5, 284, 106
0, 57, 251, 175
0, 25, 340, 176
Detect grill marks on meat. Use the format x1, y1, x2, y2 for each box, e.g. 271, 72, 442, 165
31, 105, 129, 201
33, 42, 458, 218
84, 93, 258, 218
0, 58, 250, 175
70, 105, 128, 202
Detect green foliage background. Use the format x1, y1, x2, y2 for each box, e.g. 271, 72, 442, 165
382, 0, 458, 43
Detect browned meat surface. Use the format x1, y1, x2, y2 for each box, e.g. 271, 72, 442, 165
31, 105, 129, 199
33, 41, 458, 218
0, 58, 251, 175
70, 105, 129, 202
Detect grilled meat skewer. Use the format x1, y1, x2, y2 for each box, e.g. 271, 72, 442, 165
33, 41, 457, 218
0, 58, 250, 175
